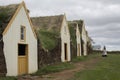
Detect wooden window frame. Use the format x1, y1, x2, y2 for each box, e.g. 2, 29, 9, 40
20, 25, 26, 42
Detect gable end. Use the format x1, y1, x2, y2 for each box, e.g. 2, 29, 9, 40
2, 2, 37, 39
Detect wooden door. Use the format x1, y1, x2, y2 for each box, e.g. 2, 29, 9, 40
18, 44, 28, 75
78, 44, 80, 56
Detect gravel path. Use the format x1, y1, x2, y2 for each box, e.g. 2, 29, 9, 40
18, 57, 100, 80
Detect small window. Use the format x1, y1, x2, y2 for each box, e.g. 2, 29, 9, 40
20, 26, 26, 41
18, 44, 26, 56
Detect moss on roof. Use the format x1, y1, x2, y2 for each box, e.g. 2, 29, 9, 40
31, 15, 64, 50
0, 4, 19, 34
68, 22, 77, 48
68, 20, 84, 48
73, 20, 84, 34
31, 15, 64, 32
37, 30, 60, 51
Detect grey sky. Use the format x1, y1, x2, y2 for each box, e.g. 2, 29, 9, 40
0, 0, 120, 51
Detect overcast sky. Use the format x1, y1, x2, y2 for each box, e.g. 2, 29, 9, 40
0, 0, 120, 51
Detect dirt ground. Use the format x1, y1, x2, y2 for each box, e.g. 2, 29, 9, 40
18, 57, 100, 80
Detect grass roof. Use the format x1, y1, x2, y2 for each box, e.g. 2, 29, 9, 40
31, 15, 64, 51
73, 20, 84, 34
31, 15, 64, 32
68, 20, 84, 48
68, 22, 77, 48
37, 30, 60, 51
0, 4, 19, 34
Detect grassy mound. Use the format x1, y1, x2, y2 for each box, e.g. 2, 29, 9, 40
37, 30, 59, 51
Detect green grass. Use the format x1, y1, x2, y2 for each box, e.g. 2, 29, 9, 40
4, 53, 120, 80
37, 30, 59, 50
1, 62, 73, 79
34, 53, 100, 76
34, 62, 74, 76
0, 76, 17, 80
33, 54, 98, 76
72, 56, 87, 62
72, 53, 99, 63
70, 54, 120, 80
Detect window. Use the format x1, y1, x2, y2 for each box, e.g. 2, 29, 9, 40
20, 26, 26, 41
18, 44, 26, 56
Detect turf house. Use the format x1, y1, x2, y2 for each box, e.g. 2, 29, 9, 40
80, 21, 88, 56
0, 1, 91, 77
31, 14, 71, 67
0, 2, 38, 76
69, 20, 89, 57
75, 20, 88, 56
68, 22, 82, 58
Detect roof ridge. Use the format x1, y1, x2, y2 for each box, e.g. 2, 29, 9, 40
0, 3, 19, 8
31, 14, 64, 18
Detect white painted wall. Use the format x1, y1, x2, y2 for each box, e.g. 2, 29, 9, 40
61, 16, 71, 62
76, 24, 81, 56
82, 23, 87, 56
3, 6, 37, 76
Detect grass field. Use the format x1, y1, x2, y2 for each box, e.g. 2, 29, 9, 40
70, 54, 120, 80
34, 53, 100, 76
33, 62, 74, 76
0, 76, 17, 80
1, 53, 120, 80
72, 53, 99, 63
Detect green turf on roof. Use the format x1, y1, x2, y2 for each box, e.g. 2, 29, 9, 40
37, 30, 60, 51
0, 4, 19, 34
31, 15, 64, 33
73, 20, 83, 34
68, 23, 77, 48
31, 15, 64, 50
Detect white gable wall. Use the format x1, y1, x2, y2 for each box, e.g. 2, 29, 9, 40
61, 16, 71, 62
82, 23, 87, 56
3, 6, 37, 76
76, 25, 81, 56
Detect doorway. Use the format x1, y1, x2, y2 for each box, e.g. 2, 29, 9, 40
64, 43, 67, 61
78, 44, 80, 56
18, 44, 28, 75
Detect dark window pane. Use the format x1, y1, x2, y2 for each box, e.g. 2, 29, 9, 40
18, 44, 26, 56
20, 26, 25, 40
21, 34, 24, 40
